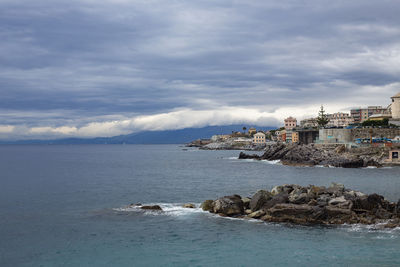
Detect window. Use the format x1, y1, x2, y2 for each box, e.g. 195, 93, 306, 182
393, 152, 399, 159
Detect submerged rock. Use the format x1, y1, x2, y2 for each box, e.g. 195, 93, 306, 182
183, 203, 196, 209
141, 205, 163, 211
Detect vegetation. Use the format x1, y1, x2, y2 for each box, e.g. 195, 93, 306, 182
316, 105, 330, 128
362, 118, 389, 127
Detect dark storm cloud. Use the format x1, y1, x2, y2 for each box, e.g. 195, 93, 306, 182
1, 0, 400, 138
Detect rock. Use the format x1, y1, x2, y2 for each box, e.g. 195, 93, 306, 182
241, 197, 251, 209
267, 203, 315, 218
239, 152, 260, 159
248, 210, 266, 219
262, 192, 289, 210
353, 193, 384, 211
238, 143, 382, 168
183, 203, 196, 209
141, 205, 163, 211
204, 184, 400, 227
335, 145, 346, 154
200, 200, 214, 212
307, 186, 325, 198
213, 195, 244, 216
271, 186, 284, 196
396, 200, 400, 215
250, 190, 272, 211
328, 196, 347, 205
288, 187, 309, 204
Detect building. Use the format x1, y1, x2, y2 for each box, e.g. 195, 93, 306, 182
284, 117, 297, 130
210, 135, 231, 142
390, 93, 400, 126
317, 129, 353, 144
300, 118, 318, 128
285, 130, 293, 143
292, 132, 299, 143
253, 132, 266, 144
297, 129, 319, 145
276, 130, 286, 142
327, 112, 354, 127
351, 106, 390, 123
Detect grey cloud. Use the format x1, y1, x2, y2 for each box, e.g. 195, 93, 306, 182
1, 0, 400, 137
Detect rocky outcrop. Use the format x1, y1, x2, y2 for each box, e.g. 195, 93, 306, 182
239, 143, 385, 168
203, 183, 400, 227
183, 203, 196, 208
212, 195, 244, 216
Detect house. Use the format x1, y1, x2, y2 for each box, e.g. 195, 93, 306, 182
253, 132, 266, 144
292, 132, 299, 143
284, 117, 297, 130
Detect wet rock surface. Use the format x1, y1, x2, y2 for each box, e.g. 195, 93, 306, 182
239, 143, 387, 168
201, 183, 400, 227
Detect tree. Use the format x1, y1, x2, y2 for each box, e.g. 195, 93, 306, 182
316, 105, 330, 128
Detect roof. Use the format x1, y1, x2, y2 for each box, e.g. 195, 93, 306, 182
392, 92, 400, 98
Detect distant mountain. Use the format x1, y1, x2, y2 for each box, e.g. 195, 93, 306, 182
0, 125, 274, 145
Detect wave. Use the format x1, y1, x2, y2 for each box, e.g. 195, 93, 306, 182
226, 157, 281, 165
114, 203, 205, 217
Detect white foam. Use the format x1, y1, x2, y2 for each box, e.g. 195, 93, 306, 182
114, 203, 206, 217
261, 159, 281, 165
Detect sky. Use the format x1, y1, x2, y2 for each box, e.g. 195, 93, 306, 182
1, 0, 400, 140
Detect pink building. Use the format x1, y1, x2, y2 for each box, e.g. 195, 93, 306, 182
284, 117, 297, 130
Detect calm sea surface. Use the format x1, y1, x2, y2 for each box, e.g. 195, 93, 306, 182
1, 144, 400, 266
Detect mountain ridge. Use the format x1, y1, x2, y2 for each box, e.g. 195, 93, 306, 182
0, 125, 274, 144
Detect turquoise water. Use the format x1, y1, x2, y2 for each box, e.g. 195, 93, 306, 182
1, 145, 400, 266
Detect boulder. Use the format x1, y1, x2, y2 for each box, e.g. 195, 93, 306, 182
200, 200, 214, 212
241, 197, 251, 209
271, 186, 283, 196
267, 203, 315, 218
213, 195, 244, 216
250, 190, 272, 211
141, 205, 163, 211
248, 210, 266, 219
353, 193, 384, 211
239, 152, 260, 160
262, 192, 289, 210
288, 187, 309, 204
326, 183, 345, 196
244, 209, 252, 215
183, 203, 196, 209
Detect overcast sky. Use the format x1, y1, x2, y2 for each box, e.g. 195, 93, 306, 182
1, 0, 400, 139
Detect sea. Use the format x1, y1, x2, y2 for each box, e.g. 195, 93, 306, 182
1, 144, 400, 267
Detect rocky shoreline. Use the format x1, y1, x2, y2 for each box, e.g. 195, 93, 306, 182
200, 183, 400, 228
239, 143, 387, 168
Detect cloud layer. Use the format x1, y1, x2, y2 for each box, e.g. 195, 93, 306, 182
1, 0, 400, 139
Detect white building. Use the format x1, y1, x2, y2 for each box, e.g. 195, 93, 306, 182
327, 112, 354, 127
